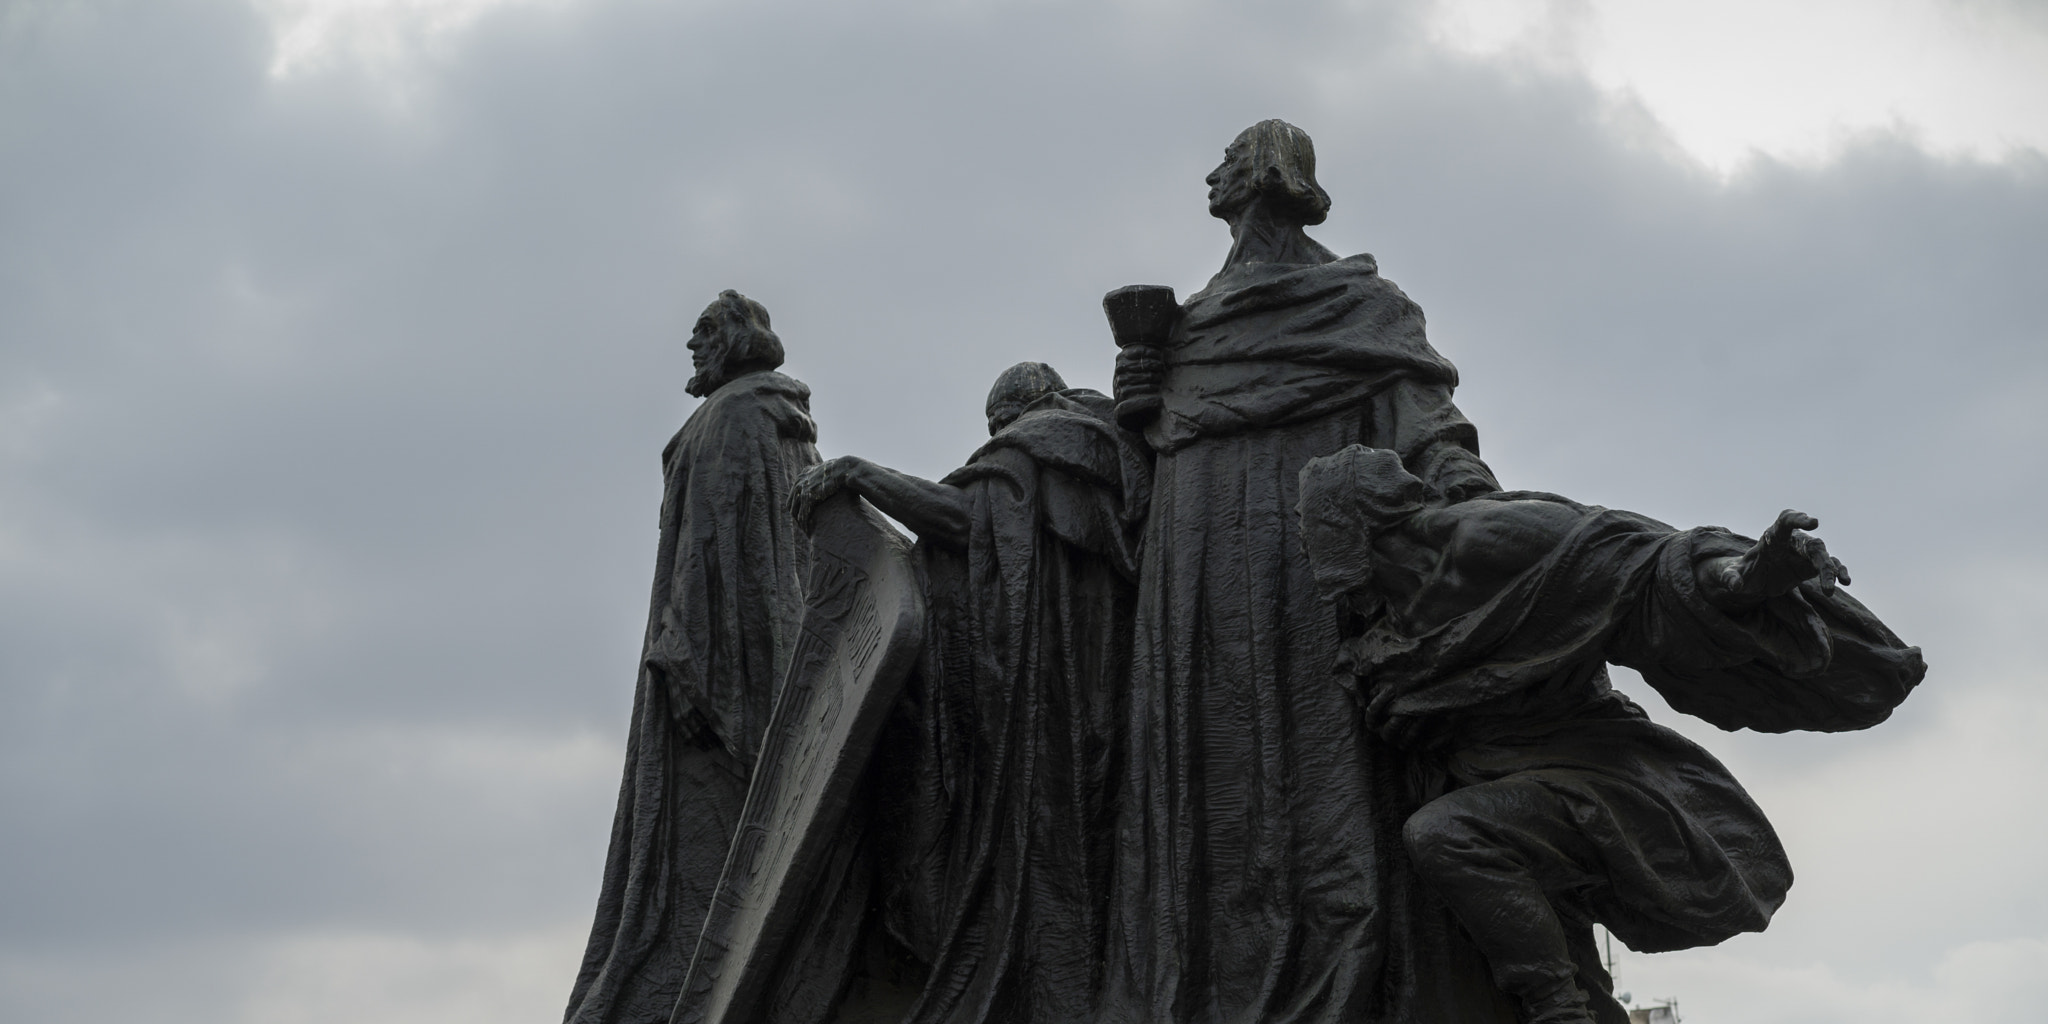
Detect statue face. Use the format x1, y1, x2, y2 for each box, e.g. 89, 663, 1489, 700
686, 302, 732, 396
687, 307, 720, 374
986, 401, 1022, 436
1206, 134, 1257, 219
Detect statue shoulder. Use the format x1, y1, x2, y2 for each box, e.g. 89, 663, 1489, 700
717, 369, 813, 407
686, 371, 818, 446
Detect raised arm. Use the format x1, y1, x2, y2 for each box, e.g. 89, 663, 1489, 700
791, 455, 972, 549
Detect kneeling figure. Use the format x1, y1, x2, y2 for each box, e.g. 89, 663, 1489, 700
1296, 446, 1924, 1024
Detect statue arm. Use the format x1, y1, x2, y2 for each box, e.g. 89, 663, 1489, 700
793, 456, 971, 548
1605, 510, 1920, 732
1377, 500, 1580, 636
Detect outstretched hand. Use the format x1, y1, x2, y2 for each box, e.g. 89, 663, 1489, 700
1716, 509, 1851, 608
789, 457, 864, 534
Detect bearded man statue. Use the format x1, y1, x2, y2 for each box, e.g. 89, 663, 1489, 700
565, 289, 821, 1024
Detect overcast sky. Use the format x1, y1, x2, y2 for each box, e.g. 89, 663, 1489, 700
1, 1, 2044, 1021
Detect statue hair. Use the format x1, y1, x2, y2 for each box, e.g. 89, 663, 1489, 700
1236, 119, 1332, 226
689, 289, 784, 397
710, 289, 784, 369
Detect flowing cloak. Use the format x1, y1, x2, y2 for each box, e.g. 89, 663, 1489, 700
1106, 254, 1512, 1024
565, 370, 820, 1024
863, 389, 1151, 1024
1346, 494, 1925, 952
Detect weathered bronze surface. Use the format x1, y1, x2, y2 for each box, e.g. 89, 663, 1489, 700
567, 124, 1925, 1024
672, 491, 924, 1024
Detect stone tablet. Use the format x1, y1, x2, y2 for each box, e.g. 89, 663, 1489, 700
668, 491, 924, 1024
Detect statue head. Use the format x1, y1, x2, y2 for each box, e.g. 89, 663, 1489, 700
1296, 446, 1425, 603
1207, 119, 1332, 226
984, 361, 1067, 435
686, 289, 785, 398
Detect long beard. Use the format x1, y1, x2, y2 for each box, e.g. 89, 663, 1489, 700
684, 363, 722, 398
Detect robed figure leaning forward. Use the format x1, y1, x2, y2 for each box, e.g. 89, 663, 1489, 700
787, 362, 1151, 1024
566, 291, 821, 1024
1296, 446, 1925, 1024
1102, 120, 1510, 1024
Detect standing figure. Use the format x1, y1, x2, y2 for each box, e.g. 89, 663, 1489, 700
1103, 120, 1507, 1024
566, 290, 821, 1024
1296, 446, 1924, 1024
789, 362, 1150, 1024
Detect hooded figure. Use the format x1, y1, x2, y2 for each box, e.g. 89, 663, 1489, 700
785, 361, 1151, 1024
1296, 445, 1925, 1024
566, 290, 821, 1024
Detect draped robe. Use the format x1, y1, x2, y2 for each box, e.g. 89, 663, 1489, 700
1349, 494, 1923, 986
1104, 254, 1513, 1024
866, 389, 1151, 1024
566, 370, 820, 1024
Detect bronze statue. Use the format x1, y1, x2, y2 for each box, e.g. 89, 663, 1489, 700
566, 290, 821, 1024
786, 362, 1149, 1024
1101, 118, 1510, 1023
559, 123, 1927, 1024
1297, 445, 1923, 1024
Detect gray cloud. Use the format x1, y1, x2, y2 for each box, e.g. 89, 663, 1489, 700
1, 0, 2044, 1020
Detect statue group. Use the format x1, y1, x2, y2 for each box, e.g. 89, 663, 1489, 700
562, 121, 1926, 1024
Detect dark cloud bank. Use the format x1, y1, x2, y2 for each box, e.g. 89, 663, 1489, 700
1, 1, 2043, 1020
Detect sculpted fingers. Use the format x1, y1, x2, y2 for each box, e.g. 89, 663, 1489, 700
1796, 535, 1852, 591
789, 462, 844, 531
1719, 508, 1836, 605
1114, 346, 1164, 396
789, 488, 817, 533
1115, 345, 1163, 371
1769, 509, 1819, 542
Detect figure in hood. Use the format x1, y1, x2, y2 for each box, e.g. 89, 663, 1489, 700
1296, 445, 1925, 1024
